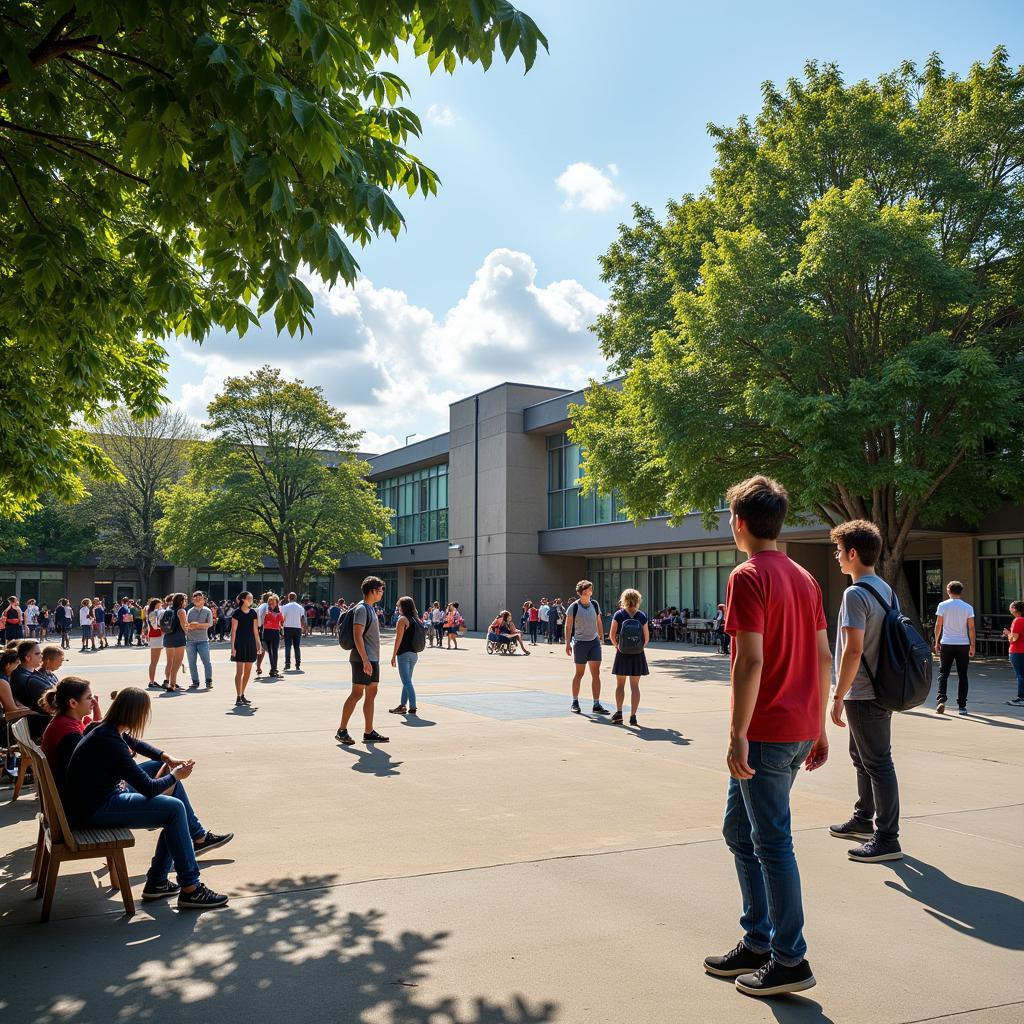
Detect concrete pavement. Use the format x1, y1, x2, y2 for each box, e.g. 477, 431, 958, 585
2, 634, 1022, 1023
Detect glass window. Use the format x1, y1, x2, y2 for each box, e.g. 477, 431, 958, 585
378, 463, 448, 547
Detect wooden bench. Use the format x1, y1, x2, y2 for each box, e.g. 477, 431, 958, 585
3, 717, 34, 801
12, 719, 135, 922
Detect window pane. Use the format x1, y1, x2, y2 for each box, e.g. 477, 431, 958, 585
1000, 538, 1024, 555
565, 490, 580, 527
548, 491, 563, 529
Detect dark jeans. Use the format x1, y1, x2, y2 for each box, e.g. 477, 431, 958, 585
117, 621, 133, 644
938, 644, 970, 707
1010, 653, 1024, 700
718, 629, 730, 655
528, 621, 539, 643
264, 629, 281, 673
434, 622, 444, 645
284, 626, 301, 668
844, 699, 900, 844
722, 739, 813, 967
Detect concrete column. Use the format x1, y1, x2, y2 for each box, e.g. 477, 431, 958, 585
941, 536, 976, 601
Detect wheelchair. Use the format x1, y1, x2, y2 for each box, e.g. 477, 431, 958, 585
486, 632, 518, 655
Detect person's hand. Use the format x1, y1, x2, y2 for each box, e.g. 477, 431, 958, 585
231, 648, 236, 658
934, 643, 941, 654
163, 754, 190, 769
564, 644, 571, 656
969, 647, 975, 658
726, 734, 754, 780
362, 659, 372, 677
390, 655, 397, 668
170, 762, 194, 781
830, 697, 846, 728
257, 646, 263, 657
805, 737, 829, 771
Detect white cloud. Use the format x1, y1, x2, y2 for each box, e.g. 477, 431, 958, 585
555, 162, 625, 212
166, 249, 608, 454
425, 103, 456, 127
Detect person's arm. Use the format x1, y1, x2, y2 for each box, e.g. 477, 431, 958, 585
111, 735, 179, 796
1008, 621, 1021, 643
805, 629, 831, 771
609, 617, 619, 648
391, 618, 406, 665
253, 614, 262, 653
642, 623, 650, 646
353, 608, 371, 673
727, 630, 763, 779
968, 616, 976, 658
831, 626, 864, 727
0, 679, 33, 720
230, 616, 238, 653
933, 614, 943, 653
564, 606, 574, 653
177, 608, 189, 634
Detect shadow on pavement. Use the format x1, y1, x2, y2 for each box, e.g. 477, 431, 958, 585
401, 716, 437, 728
883, 856, 1024, 950
5, 878, 561, 1023
338, 745, 403, 777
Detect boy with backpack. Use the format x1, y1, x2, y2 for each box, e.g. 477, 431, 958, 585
335, 576, 389, 746
565, 580, 609, 716
828, 520, 903, 864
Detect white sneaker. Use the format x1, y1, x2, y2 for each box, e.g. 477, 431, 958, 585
935, 701, 945, 715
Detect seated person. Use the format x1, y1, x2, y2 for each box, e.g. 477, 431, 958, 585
1, 648, 39, 732
9, 639, 53, 740
39, 676, 103, 791
488, 610, 530, 655
38, 644, 65, 685
62, 686, 233, 909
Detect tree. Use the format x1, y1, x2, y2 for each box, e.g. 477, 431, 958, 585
0, 494, 95, 567
156, 366, 391, 594
0, 1, 547, 516
572, 52, 1024, 616
89, 408, 198, 594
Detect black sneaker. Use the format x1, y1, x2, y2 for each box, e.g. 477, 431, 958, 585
848, 838, 903, 862
148, 681, 164, 690
234, 696, 243, 707
336, 729, 354, 745
703, 941, 771, 977
194, 831, 234, 855
364, 730, 389, 743
571, 700, 581, 714
610, 711, 623, 724
829, 817, 874, 839
206, 681, 213, 689
629, 715, 638, 726
736, 958, 815, 996
142, 879, 181, 901
240, 694, 251, 705
592, 703, 610, 715
177, 883, 229, 910
189, 682, 200, 690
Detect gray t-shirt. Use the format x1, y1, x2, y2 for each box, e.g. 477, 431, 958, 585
834, 575, 894, 701
569, 599, 602, 642
349, 601, 380, 663
186, 605, 213, 643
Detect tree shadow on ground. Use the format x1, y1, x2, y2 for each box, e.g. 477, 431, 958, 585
338, 744, 403, 777
882, 855, 1024, 950
5, 875, 561, 1023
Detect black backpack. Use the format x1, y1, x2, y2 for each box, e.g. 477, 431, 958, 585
406, 616, 426, 653
338, 603, 374, 651
853, 581, 933, 712
160, 608, 177, 634
617, 614, 644, 655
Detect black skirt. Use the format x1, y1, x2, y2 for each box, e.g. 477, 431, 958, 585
611, 650, 649, 676
232, 632, 258, 663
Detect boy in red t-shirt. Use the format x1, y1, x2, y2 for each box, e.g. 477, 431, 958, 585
703, 476, 831, 998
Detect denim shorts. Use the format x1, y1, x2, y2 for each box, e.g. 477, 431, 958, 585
572, 637, 602, 664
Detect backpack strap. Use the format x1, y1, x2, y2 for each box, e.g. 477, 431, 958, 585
852, 580, 899, 612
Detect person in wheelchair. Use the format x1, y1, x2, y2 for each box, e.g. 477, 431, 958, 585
486, 611, 531, 655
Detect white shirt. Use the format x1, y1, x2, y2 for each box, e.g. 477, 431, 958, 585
430, 608, 444, 623
24, 605, 38, 625
936, 598, 974, 646
281, 601, 305, 629
257, 601, 269, 626
79, 606, 92, 626
539, 604, 550, 621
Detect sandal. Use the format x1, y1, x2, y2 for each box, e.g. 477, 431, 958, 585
388, 705, 407, 715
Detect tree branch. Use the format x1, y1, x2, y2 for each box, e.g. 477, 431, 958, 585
80, 43, 175, 81
0, 150, 43, 226
1, 123, 149, 185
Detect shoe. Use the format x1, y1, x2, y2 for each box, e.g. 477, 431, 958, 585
936, 700, 945, 714
142, 879, 181, 901
571, 700, 581, 714
206, 681, 213, 689
189, 683, 199, 690
177, 883, 229, 910
256, 667, 262, 676
958, 707, 968, 716
148, 681, 164, 690
848, 838, 903, 862
336, 729, 354, 745
194, 831, 234, 855
610, 711, 623, 724
234, 696, 243, 707
592, 703, 610, 715
1007, 697, 1024, 706
629, 715, 638, 726
364, 730, 389, 743
704, 941, 772, 978
735, 958, 815, 997
240, 695, 251, 706
389, 705, 407, 715
408, 708, 417, 714
829, 817, 874, 839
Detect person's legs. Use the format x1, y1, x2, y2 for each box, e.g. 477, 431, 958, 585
953, 645, 970, 708
937, 645, 955, 704
186, 643, 200, 686
614, 675, 626, 713
363, 682, 379, 733
148, 647, 162, 684
195, 641, 213, 684
167, 647, 184, 688
722, 775, 772, 956
1010, 653, 1024, 701
266, 631, 280, 674
845, 701, 899, 844
629, 678, 641, 717
844, 703, 875, 827
293, 629, 301, 669
239, 662, 253, 695
136, 761, 205, 839
570, 663, 585, 701
340, 685, 365, 730
234, 661, 244, 697
589, 659, 602, 703
397, 652, 417, 708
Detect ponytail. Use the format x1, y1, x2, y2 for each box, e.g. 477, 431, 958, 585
39, 675, 90, 715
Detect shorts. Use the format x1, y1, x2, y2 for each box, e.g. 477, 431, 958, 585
163, 635, 186, 649
572, 637, 603, 665
446, 626, 459, 635
94, 623, 105, 637
149, 632, 163, 649
80, 625, 92, 640
350, 660, 380, 685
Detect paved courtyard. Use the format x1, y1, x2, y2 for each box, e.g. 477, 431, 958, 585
1, 634, 1022, 1023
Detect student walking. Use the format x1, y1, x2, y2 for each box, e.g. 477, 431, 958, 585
230, 591, 261, 707
1003, 601, 1024, 706
389, 596, 422, 716
79, 598, 94, 651
430, 602, 445, 646
828, 520, 903, 863
4, 596, 24, 642
609, 588, 649, 726
261, 594, 284, 678
565, 581, 609, 716
24, 598, 39, 638
704, 476, 830, 997
116, 600, 134, 646
336, 576, 388, 746
280, 592, 305, 671
444, 603, 463, 650
715, 603, 730, 655
145, 599, 166, 690
55, 598, 72, 649
526, 602, 540, 645
92, 599, 109, 649
185, 591, 214, 690
934, 581, 976, 715
161, 593, 188, 692
255, 592, 270, 676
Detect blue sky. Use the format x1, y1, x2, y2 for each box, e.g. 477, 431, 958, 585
167, 0, 1024, 451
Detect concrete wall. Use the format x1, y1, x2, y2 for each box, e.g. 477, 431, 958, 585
941, 536, 977, 602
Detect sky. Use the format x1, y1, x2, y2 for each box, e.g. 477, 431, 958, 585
166, 0, 1024, 453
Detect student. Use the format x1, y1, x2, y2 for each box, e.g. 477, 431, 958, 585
703, 476, 829, 998
430, 602, 445, 647
444, 602, 463, 650
132, 600, 145, 646
92, 598, 108, 649
54, 598, 72, 650
185, 591, 215, 690
162, 593, 189, 692
39, 676, 103, 790
4, 596, 24, 642
388, 595, 422, 716
261, 594, 284, 678
828, 520, 903, 863
0, 648, 48, 740
329, 599, 343, 637
488, 610, 531, 654
11, 639, 51, 718
280, 592, 305, 672
38, 644, 64, 686
230, 591, 261, 707
538, 599, 550, 641
37, 604, 51, 642
546, 599, 560, 644
78, 598, 94, 652
116, 600, 134, 646
564, 580, 609, 716
526, 601, 540, 645
933, 581, 976, 715
1003, 600, 1024, 706
254, 592, 270, 676
145, 598, 166, 690
62, 687, 231, 908
714, 603, 730, 655
24, 598, 39, 638
336, 576, 388, 746
609, 588, 649, 726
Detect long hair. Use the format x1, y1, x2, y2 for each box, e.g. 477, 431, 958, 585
398, 595, 418, 620
39, 676, 90, 715
104, 687, 151, 737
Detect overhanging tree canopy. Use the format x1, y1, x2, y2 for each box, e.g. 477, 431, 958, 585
0, 0, 546, 515
572, 52, 1024, 612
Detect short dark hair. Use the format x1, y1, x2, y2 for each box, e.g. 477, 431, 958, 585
1010, 600, 1024, 616
726, 475, 788, 539
947, 580, 964, 595
830, 519, 882, 567
361, 576, 384, 596
576, 579, 593, 595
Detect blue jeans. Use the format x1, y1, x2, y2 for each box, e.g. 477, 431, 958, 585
396, 651, 418, 707
85, 760, 204, 888
722, 739, 813, 966
186, 640, 213, 685
1008, 652, 1024, 700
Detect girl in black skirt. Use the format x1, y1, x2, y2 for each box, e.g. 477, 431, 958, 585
609, 588, 650, 726
230, 591, 261, 708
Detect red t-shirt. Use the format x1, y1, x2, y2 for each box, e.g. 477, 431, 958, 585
528, 607, 539, 622
263, 610, 284, 630
725, 550, 827, 742
1009, 617, 1024, 655
40, 714, 90, 770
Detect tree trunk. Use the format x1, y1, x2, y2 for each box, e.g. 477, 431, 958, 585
876, 549, 920, 631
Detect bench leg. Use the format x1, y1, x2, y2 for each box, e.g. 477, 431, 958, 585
30, 823, 44, 884
40, 852, 61, 923
12, 756, 28, 801
107, 854, 120, 890
35, 847, 50, 898
113, 849, 135, 917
